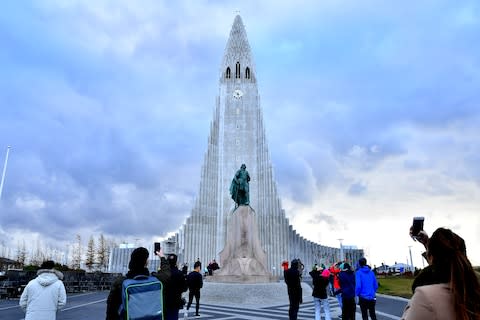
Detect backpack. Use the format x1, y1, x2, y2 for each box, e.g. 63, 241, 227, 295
119, 275, 163, 320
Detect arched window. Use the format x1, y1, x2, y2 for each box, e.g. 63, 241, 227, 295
245, 67, 250, 79
226, 67, 231, 79
236, 62, 240, 79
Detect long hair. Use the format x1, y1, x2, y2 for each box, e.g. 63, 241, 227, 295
427, 228, 480, 320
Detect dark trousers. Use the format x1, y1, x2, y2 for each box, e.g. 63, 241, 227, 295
342, 297, 356, 320
288, 296, 300, 320
164, 308, 180, 320
359, 297, 377, 320
187, 290, 200, 315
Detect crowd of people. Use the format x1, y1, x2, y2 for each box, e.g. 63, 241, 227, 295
284, 257, 378, 320
283, 226, 480, 320
17, 225, 480, 320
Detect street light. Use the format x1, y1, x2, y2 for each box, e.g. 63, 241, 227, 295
0, 146, 11, 199
408, 246, 414, 272
338, 238, 344, 261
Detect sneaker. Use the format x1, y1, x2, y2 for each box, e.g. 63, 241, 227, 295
195, 314, 200, 317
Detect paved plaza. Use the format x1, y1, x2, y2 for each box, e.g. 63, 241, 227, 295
0, 281, 408, 320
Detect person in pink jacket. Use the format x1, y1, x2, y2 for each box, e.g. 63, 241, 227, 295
401, 227, 480, 320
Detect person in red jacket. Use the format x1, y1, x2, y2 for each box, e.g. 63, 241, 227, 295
329, 262, 342, 310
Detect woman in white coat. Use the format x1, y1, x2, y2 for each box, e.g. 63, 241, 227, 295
19, 260, 67, 320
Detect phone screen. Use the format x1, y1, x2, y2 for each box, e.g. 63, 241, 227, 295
412, 217, 424, 236
154, 242, 161, 252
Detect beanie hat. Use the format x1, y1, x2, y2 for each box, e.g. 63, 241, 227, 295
167, 254, 178, 267
40, 260, 55, 269
342, 262, 351, 271
291, 259, 299, 269
128, 247, 149, 271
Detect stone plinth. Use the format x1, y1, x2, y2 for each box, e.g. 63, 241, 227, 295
211, 205, 274, 283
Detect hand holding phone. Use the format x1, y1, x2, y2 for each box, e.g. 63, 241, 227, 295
154, 242, 161, 255
411, 217, 424, 237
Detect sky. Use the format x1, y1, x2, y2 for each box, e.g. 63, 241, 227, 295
0, 0, 479, 268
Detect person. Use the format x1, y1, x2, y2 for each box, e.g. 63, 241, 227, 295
229, 163, 250, 206
182, 263, 188, 277
329, 262, 342, 309
156, 253, 188, 320
309, 265, 331, 320
401, 227, 480, 320
19, 260, 67, 320
284, 259, 303, 320
356, 257, 378, 320
338, 263, 356, 320
106, 247, 168, 320
186, 261, 203, 317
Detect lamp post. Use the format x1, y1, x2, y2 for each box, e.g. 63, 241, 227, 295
338, 238, 344, 261
0, 146, 11, 199
408, 245, 414, 272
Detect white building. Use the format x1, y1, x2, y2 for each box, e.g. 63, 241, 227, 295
177, 15, 363, 276
108, 15, 364, 276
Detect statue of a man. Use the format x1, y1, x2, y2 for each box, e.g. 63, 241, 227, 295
230, 164, 250, 206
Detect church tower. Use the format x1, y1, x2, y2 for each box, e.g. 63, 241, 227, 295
179, 15, 363, 275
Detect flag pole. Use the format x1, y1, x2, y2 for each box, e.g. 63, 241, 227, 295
0, 146, 11, 199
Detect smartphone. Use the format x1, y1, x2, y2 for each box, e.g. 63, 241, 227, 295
412, 217, 424, 236
154, 242, 161, 253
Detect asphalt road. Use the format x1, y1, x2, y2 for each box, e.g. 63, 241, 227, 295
1, 289, 408, 320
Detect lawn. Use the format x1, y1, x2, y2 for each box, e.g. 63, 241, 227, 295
376, 276, 414, 299
376, 268, 480, 299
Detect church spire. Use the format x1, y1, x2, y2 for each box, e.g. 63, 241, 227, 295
220, 15, 255, 81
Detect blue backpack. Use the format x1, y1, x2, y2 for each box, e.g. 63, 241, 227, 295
119, 275, 163, 320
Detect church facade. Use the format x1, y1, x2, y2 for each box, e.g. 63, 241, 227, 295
176, 15, 364, 276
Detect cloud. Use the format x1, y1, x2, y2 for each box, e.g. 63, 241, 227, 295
0, 1, 479, 266
348, 181, 368, 196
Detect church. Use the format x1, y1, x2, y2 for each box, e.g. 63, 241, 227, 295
175, 15, 363, 276
109, 15, 363, 276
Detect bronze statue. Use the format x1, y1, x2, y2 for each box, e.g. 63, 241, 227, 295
230, 164, 250, 206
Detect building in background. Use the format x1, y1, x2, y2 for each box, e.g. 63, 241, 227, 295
109, 15, 363, 276
177, 15, 362, 276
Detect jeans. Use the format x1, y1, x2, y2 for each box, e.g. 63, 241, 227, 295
359, 297, 377, 320
336, 291, 343, 309
313, 297, 331, 320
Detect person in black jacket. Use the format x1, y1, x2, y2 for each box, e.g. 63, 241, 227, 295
309, 266, 331, 320
186, 261, 203, 317
106, 247, 170, 320
155, 254, 187, 320
284, 259, 303, 320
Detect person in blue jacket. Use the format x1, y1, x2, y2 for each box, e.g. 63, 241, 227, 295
355, 258, 378, 320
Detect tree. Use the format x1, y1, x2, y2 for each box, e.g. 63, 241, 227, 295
16, 240, 27, 266
85, 236, 96, 271
97, 234, 109, 272
71, 234, 82, 270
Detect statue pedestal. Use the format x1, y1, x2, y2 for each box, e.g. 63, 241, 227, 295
210, 205, 275, 283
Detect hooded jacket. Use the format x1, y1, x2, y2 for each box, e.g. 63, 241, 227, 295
355, 266, 378, 300
19, 269, 67, 320
284, 260, 302, 302
338, 269, 356, 299
309, 269, 329, 299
